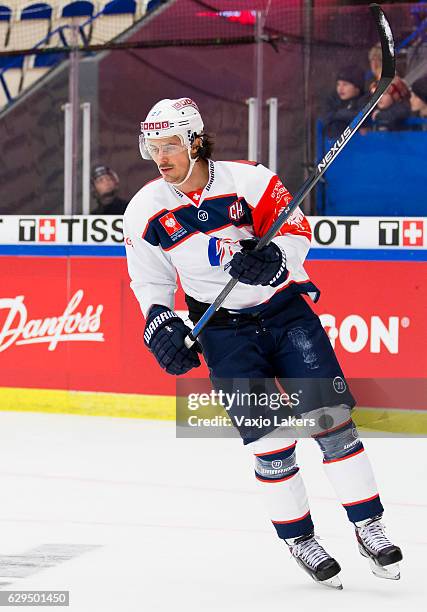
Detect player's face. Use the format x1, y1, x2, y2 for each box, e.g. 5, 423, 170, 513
148, 136, 190, 183
336, 80, 360, 100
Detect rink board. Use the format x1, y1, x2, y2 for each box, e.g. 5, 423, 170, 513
0, 254, 425, 393
0, 216, 426, 434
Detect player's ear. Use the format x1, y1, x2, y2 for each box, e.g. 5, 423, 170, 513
191, 136, 203, 158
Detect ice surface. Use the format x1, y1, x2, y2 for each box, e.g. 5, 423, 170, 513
0, 412, 425, 611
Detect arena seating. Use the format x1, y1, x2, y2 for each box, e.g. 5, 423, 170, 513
0, 1, 156, 109
0, 4, 11, 50
8, 3, 52, 50
0, 65, 22, 104
91, 0, 136, 44
55, 1, 95, 45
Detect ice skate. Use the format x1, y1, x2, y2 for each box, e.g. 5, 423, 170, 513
355, 515, 402, 580
286, 533, 342, 589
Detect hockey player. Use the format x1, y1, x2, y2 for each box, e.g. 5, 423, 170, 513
124, 98, 402, 589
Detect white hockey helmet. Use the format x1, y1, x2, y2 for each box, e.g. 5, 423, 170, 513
139, 97, 204, 160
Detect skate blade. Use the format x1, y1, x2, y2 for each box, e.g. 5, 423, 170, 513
314, 575, 343, 590
368, 558, 400, 581
358, 544, 400, 580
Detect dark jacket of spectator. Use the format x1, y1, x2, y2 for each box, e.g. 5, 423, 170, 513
410, 76, 427, 128
371, 76, 411, 131
323, 65, 369, 139
92, 197, 128, 215
371, 101, 411, 131
324, 92, 369, 139
91, 165, 128, 215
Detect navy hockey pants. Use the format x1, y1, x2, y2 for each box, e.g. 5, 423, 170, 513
198, 294, 355, 444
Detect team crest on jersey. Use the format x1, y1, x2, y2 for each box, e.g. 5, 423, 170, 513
159, 212, 187, 241
228, 199, 244, 221
208, 237, 239, 266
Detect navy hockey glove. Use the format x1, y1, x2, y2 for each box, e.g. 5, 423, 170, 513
144, 305, 201, 375
228, 239, 288, 287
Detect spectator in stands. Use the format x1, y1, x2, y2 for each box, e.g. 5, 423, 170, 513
371, 76, 411, 131
367, 43, 382, 93
323, 65, 368, 139
91, 165, 128, 215
410, 76, 427, 119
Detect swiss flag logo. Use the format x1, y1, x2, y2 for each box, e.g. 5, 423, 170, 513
159, 212, 184, 236
38, 218, 57, 242
402, 220, 423, 246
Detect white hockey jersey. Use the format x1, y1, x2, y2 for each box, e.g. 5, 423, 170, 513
124, 159, 317, 318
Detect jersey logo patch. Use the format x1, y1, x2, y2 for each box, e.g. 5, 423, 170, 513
208, 237, 238, 266
198, 210, 209, 222
159, 213, 187, 241
228, 200, 244, 221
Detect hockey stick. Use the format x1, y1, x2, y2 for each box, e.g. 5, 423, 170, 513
185, 3, 395, 348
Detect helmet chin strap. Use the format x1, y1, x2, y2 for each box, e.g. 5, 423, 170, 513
171, 147, 198, 188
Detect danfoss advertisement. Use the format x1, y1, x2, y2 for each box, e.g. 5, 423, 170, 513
0, 216, 425, 415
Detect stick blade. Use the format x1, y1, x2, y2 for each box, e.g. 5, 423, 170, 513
369, 3, 396, 80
